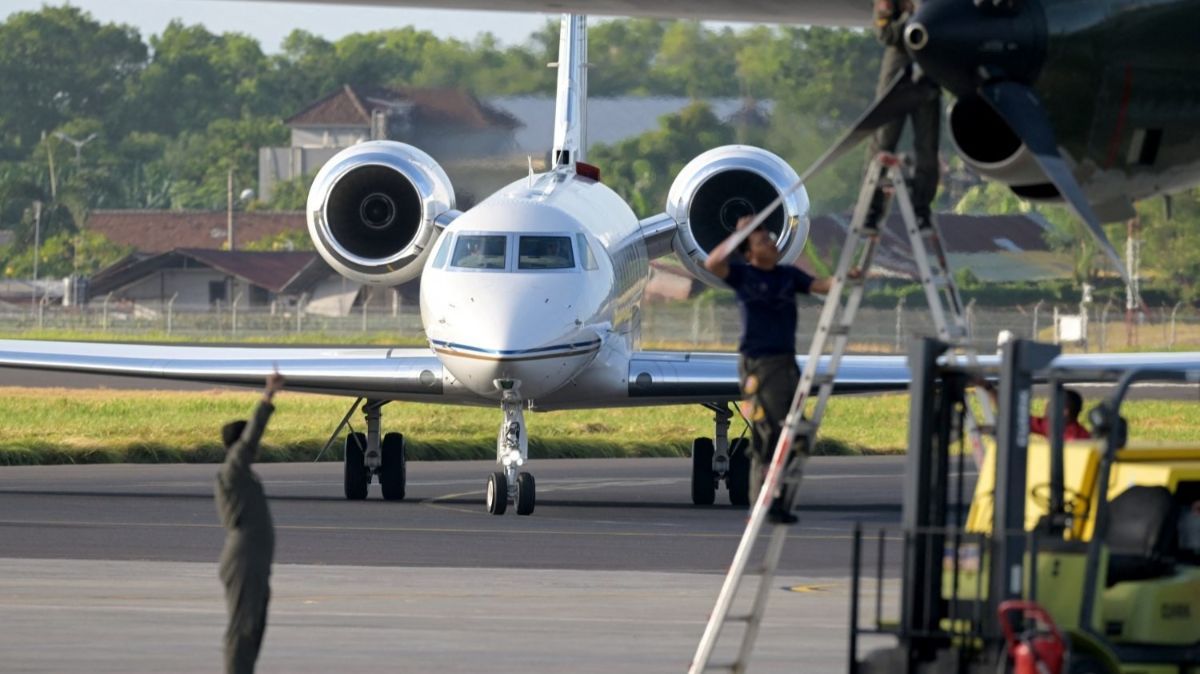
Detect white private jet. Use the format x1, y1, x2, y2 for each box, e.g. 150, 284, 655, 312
1, 15, 1197, 516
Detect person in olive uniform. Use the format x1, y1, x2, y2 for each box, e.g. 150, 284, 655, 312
705, 217, 841, 508
866, 0, 942, 228
215, 372, 284, 674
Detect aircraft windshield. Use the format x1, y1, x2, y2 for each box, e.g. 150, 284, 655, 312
451, 234, 507, 270
518, 235, 575, 270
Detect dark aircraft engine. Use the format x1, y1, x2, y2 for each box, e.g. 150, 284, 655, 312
949, 95, 1062, 202
307, 141, 455, 285
665, 145, 810, 287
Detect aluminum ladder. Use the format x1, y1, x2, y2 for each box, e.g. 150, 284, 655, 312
689, 152, 996, 673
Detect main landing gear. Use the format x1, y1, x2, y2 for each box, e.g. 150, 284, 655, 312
486, 389, 535, 516
691, 403, 751, 507
342, 399, 407, 501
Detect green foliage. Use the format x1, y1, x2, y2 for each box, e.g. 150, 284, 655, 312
2, 230, 132, 278
262, 172, 312, 211
590, 102, 734, 217
242, 227, 314, 252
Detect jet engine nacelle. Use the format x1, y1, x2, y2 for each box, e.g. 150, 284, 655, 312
948, 95, 1061, 202
307, 141, 455, 286
665, 145, 810, 288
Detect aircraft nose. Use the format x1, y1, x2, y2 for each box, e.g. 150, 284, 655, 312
432, 274, 596, 399
907, 0, 1046, 97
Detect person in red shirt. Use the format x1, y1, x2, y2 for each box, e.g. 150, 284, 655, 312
1029, 388, 1092, 441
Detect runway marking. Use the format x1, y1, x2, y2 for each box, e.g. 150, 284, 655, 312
0, 601, 837, 627
0, 517, 901, 542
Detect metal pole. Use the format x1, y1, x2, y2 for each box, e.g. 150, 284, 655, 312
227, 168, 235, 251
232, 291, 243, 337
361, 288, 370, 332
1100, 300, 1112, 352
166, 293, 178, 335
1032, 300, 1043, 339
894, 295, 905, 352
102, 292, 112, 331
1170, 301, 1183, 348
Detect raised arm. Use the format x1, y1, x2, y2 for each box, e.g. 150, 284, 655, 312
225, 373, 284, 471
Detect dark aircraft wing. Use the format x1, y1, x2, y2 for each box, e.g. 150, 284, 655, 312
255, 0, 872, 25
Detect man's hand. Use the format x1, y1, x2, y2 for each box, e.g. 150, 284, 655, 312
264, 371, 285, 402
704, 215, 757, 280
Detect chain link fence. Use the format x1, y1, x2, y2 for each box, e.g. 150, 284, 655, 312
1, 296, 1197, 352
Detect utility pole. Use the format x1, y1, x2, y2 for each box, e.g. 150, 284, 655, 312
227, 167, 235, 252
1125, 215, 1141, 347
31, 200, 42, 310
41, 132, 57, 199
32, 200, 42, 283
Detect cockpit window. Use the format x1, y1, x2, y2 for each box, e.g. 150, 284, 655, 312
431, 232, 453, 268
451, 234, 507, 270
576, 233, 598, 271
518, 235, 575, 270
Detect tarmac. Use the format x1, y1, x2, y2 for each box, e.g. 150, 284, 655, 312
0, 457, 916, 672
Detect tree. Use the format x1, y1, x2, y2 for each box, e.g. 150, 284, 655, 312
162, 116, 286, 209
3, 230, 133, 279
0, 6, 147, 155
129, 21, 274, 137
590, 102, 734, 217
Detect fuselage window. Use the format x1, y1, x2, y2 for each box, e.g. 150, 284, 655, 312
518, 235, 575, 270
451, 234, 507, 270
432, 232, 453, 268
576, 233, 598, 271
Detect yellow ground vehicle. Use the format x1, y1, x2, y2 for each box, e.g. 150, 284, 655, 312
849, 339, 1200, 674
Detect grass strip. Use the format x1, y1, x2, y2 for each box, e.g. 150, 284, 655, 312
0, 388, 1195, 465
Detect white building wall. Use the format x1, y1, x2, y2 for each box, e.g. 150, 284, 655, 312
118, 269, 229, 309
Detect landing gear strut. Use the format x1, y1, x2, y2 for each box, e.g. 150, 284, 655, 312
692, 403, 750, 507
487, 388, 535, 515
340, 399, 407, 501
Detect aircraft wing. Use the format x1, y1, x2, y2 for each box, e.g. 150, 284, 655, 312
0, 340, 445, 401
623, 350, 1200, 405
262, 0, 871, 26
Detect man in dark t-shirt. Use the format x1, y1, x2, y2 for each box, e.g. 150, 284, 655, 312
705, 216, 839, 504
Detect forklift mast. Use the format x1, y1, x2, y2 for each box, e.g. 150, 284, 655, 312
896, 338, 1058, 670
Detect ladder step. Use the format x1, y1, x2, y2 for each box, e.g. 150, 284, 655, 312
829, 324, 851, 337
703, 663, 740, 673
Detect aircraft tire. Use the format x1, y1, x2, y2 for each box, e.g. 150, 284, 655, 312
486, 471, 508, 515
380, 432, 406, 501
727, 437, 751, 507
515, 472, 536, 516
691, 437, 716, 505
344, 432, 369, 500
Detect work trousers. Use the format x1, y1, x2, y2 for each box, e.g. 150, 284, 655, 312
738, 353, 800, 503
866, 45, 942, 220
221, 541, 271, 674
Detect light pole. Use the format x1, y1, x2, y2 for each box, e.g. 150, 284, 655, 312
226, 167, 255, 252
53, 132, 97, 169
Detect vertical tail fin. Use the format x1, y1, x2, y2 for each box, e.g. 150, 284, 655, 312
551, 14, 587, 170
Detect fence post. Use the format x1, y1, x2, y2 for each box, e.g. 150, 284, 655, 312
231, 292, 243, 337
1052, 306, 1059, 344
1032, 300, 1044, 339
894, 296, 905, 353
1100, 300, 1112, 352
362, 289, 371, 332
166, 293, 178, 335
102, 292, 113, 332
691, 301, 701, 346
966, 298, 977, 342
1170, 301, 1183, 348
296, 293, 307, 333
37, 293, 46, 330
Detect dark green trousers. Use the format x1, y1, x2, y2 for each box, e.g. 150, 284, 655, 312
738, 354, 800, 503
220, 549, 270, 674
866, 45, 942, 220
